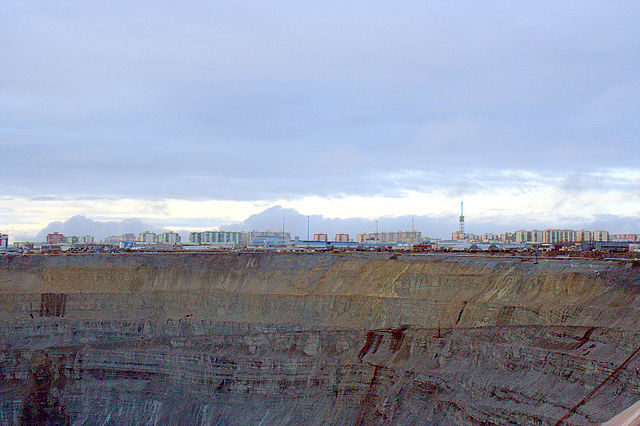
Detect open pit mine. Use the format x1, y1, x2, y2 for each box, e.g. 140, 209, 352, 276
1, 252, 640, 425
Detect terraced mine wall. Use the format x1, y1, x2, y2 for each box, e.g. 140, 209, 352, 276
1, 252, 640, 424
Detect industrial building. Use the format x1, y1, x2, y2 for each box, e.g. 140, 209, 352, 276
247, 231, 290, 248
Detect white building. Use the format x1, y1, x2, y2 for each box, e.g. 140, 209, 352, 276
158, 231, 181, 244
610, 233, 640, 242
139, 231, 157, 243
189, 231, 242, 247
357, 231, 421, 244
247, 231, 290, 247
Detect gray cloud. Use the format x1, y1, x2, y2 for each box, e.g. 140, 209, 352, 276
224, 206, 640, 239
1, 1, 638, 205
33, 216, 162, 242
18, 206, 640, 244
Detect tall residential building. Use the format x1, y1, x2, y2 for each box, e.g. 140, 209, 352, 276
610, 233, 640, 242
65, 236, 80, 244
46, 232, 65, 244
515, 230, 544, 243
543, 229, 577, 244
0, 234, 8, 249
515, 228, 596, 245
592, 230, 609, 242
334, 233, 350, 242
502, 232, 516, 243
357, 231, 421, 244
158, 232, 181, 244
139, 231, 157, 243
451, 231, 466, 240
313, 233, 328, 242
575, 230, 592, 242
189, 231, 242, 246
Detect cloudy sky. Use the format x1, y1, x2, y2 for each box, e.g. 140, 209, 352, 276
1, 1, 639, 241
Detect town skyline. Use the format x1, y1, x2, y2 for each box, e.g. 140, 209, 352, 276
2, 2, 639, 243
3, 203, 639, 246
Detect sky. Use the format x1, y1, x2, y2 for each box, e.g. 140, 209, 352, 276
1, 1, 639, 241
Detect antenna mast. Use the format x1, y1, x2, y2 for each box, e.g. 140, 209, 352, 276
459, 200, 465, 235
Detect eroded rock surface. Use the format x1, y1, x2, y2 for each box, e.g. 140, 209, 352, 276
1, 252, 639, 424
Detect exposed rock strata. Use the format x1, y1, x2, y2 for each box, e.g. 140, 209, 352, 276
1, 253, 639, 424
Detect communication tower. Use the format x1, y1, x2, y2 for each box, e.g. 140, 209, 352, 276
459, 200, 465, 235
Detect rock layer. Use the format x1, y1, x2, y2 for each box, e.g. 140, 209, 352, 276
1, 252, 639, 424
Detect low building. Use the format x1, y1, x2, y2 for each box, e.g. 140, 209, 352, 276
46, 232, 65, 244
104, 233, 138, 245
313, 233, 328, 242
580, 241, 632, 251
247, 231, 291, 248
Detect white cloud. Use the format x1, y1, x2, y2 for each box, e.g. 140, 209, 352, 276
2, 167, 639, 241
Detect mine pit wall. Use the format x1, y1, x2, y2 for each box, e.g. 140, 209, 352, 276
1, 252, 640, 424
1, 252, 639, 329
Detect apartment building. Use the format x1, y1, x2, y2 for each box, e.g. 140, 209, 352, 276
157, 231, 181, 244
610, 233, 640, 242
592, 230, 609, 242
139, 231, 157, 243
46, 232, 65, 244
334, 233, 350, 242
357, 231, 421, 244
189, 231, 242, 246
313, 233, 328, 242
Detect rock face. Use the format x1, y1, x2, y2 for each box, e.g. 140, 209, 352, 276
1, 252, 639, 424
